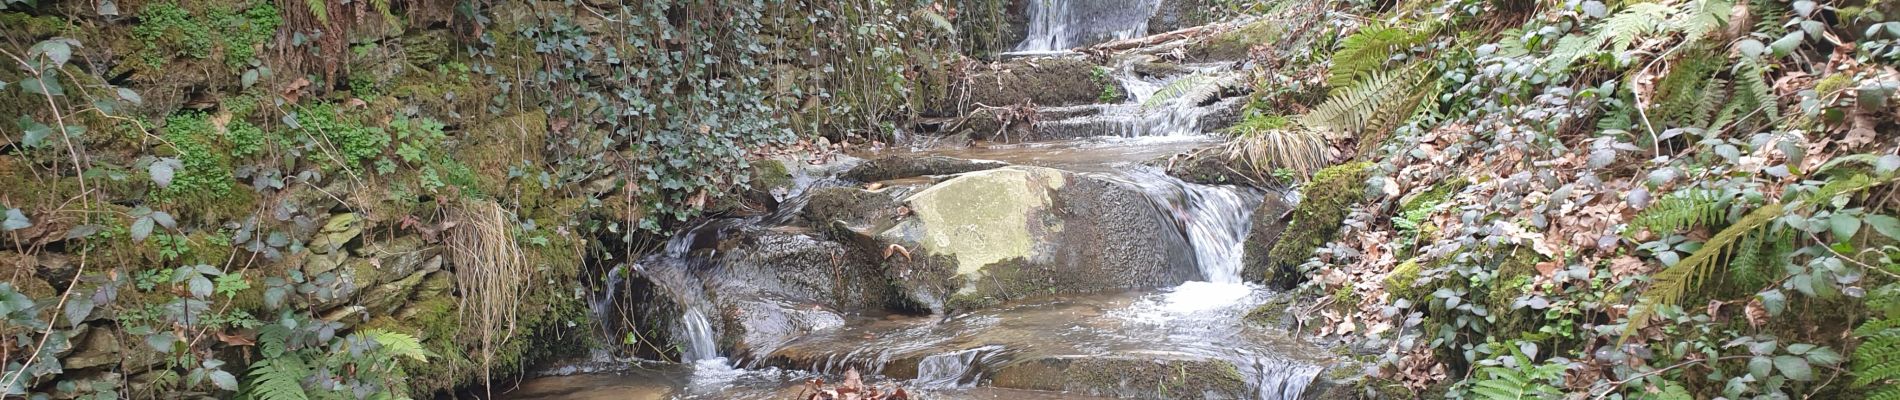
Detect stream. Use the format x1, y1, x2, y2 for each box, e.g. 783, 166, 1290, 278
506, 1, 1339, 398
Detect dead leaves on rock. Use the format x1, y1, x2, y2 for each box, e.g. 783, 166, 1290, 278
802, 368, 909, 400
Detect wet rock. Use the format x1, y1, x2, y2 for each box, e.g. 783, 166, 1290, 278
302, 251, 348, 277
1147, 0, 1228, 34
842, 155, 1009, 182
360, 270, 431, 314
1151, 147, 1262, 187
1240, 193, 1293, 284
64, 326, 121, 370
1184, 19, 1281, 62
308, 213, 363, 254
878, 166, 1198, 311
720, 295, 846, 360
988, 356, 1251, 399
921, 57, 1120, 117
351, 235, 442, 284
714, 228, 898, 311
798, 187, 905, 230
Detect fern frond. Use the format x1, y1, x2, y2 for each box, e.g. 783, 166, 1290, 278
1300, 63, 1435, 139
1854, 313, 1900, 398
1722, 58, 1781, 132
362, 329, 431, 362
915, 9, 957, 35
1632, 189, 1730, 233
1543, 2, 1676, 72
241, 357, 311, 400
1669, 0, 1735, 43
1628, 202, 1783, 334
259, 323, 291, 358
1144, 73, 1243, 109
304, 0, 329, 25
1751, 0, 1790, 38
1328, 24, 1427, 89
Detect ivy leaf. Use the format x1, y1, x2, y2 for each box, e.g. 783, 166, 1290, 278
1786, 343, 1815, 355
1804, 347, 1844, 365
27, 38, 74, 67
19, 116, 52, 148
63, 224, 102, 239
21, 74, 63, 96
208, 369, 238, 391
1867, 214, 1900, 240
1878, 154, 1900, 176
149, 158, 180, 188
115, 87, 142, 105
188, 275, 215, 299
1770, 32, 1805, 56
1736, 39, 1767, 58
1748, 356, 1773, 378
150, 211, 176, 229
1792, 0, 1817, 17
62, 296, 93, 324
1758, 290, 1787, 315
1773, 355, 1813, 380
130, 215, 154, 242
263, 286, 287, 309
144, 333, 175, 353
1829, 213, 1861, 239
2, 208, 29, 231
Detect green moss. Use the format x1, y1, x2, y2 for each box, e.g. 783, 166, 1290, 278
1188, 19, 1282, 61
295, 104, 391, 168
154, 113, 235, 200
1385, 259, 1430, 300
131, 1, 280, 70
1263, 162, 1373, 287
750, 159, 793, 193
0, 12, 72, 38
1483, 247, 1541, 340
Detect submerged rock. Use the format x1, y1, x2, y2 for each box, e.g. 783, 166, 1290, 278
878, 166, 1197, 311
842, 156, 1008, 183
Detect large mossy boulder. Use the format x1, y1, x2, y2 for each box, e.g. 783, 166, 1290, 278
1255, 162, 1373, 287
877, 166, 1197, 312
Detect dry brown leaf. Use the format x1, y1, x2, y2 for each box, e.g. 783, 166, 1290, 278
1745, 298, 1769, 328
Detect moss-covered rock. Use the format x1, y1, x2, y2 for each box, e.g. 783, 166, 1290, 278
918, 56, 1122, 118
1184, 19, 1281, 62
1260, 162, 1373, 287
878, 166, 1198, 312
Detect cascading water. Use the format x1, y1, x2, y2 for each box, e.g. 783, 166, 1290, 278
1113, 167, 1262, 283
1015, 0, 1163, 52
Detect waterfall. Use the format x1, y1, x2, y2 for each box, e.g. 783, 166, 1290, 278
912, 345, 1007, 388
1015, 0, 1163, 52
1109, 167, 1262, 283
679, 308, 720, 362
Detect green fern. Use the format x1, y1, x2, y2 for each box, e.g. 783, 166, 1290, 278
1144, 73, 1243, 109
1855, 283, 1900, 400
1632, 189, 1730, 233
1465, 350, 1565, 399
240, 357, 311, 400
1328, 24, 1428, 89
304, 0, 328, 25
1629, 202, 1783, 333
1544, 0, 1729, 73
1670, 0, 1735, 43
1652, 48, 1728, 127
1300, 62, 1436, 139
360, 329, 431, 362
